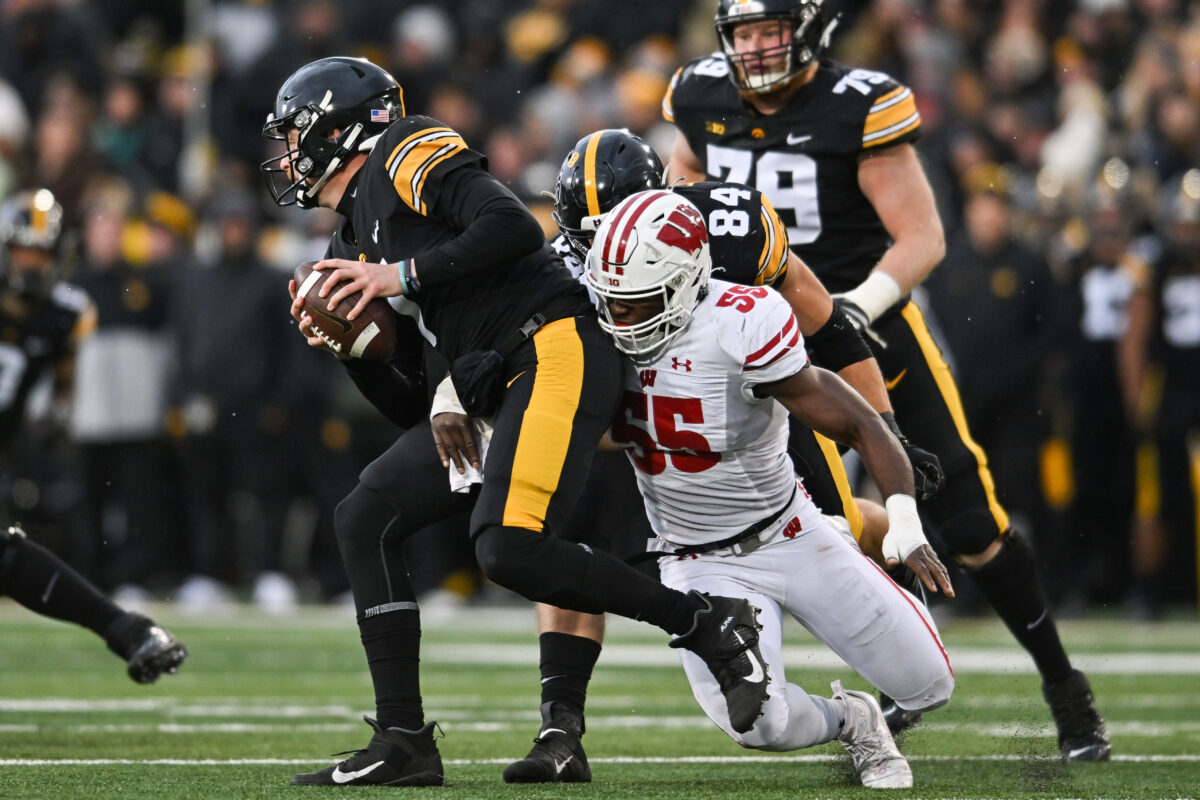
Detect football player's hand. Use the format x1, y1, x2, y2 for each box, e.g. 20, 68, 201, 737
289, 279, 349, 359
432, 412, 482, 474
900, 439, 945, 500
832, 296, 887, 348
903, 543, 955, 598
313, 258, 402, 320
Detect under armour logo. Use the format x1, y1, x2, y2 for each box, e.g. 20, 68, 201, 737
671, 357, 692, 372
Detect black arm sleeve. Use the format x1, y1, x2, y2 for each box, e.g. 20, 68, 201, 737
413, 166, 546, 288
342, 358, 429, 429
804, 303, 875, 373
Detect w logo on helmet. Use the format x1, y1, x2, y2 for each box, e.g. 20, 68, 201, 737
657, 204, 708, 257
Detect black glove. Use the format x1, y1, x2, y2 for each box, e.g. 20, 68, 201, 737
881, 412, 945, 500
832, 296, 887, 348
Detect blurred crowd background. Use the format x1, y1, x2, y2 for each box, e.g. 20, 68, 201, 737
0, 0, 1197, 617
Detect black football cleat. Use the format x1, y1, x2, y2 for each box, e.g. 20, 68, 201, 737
670, 591, 769, 734
104, 613, 188, 684
502, 701, 590, 783
1043, 669, 1111, 762
879, 692, 923, 736
292, 717, 443, 786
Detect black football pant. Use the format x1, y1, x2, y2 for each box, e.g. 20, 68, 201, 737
869, 301, 1011, 556
342, 315, 696, 629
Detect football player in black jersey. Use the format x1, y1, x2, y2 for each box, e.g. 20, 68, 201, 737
501, 128, 951, 783
267, 56, 773, 787
0, 189, 187, 685
663, 0, 1109, 762
1121, 169, 1200, 612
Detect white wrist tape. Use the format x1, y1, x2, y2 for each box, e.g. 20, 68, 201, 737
841, 271, 902, 323
881, 493, 928, 564
430, 375, 466, 419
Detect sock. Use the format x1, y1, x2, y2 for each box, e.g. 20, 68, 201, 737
968, 531, 1073, 683
4, 534, 124, 636
359, 610, 424, 730
539, 632, 602, 716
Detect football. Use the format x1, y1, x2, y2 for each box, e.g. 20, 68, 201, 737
293, 261, 397, 360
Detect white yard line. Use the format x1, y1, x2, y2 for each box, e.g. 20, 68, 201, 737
1, 719, 1198, 737
2, 754, 1199, 767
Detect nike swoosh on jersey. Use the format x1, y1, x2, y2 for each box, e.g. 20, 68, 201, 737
786, 133, 812, 145
885, 368, 907, 390
733, 629, 765, 683
331, 760, 385, 784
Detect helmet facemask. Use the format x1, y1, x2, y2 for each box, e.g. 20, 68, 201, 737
586, 191, 712, 363
715, 0, 837, 94
261, 93, 369, 209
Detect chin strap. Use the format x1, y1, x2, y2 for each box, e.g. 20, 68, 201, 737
298, 122, 365, 208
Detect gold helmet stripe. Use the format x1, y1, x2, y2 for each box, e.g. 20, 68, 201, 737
583, 132, 604, 218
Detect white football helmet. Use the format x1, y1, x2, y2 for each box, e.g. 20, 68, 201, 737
586, 190, 712, 361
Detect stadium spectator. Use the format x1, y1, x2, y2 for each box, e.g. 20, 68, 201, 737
1119, 167, 1200, 615
926, 164, 1066, 555
169, 187, 297, 612
68, 180, 181, 599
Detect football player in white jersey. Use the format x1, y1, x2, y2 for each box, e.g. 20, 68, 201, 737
587, 190, 955, 789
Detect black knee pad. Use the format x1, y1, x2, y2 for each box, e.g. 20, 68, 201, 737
0, 525, 28, 585
474, 526, 604, 613
474, 526, 547, 591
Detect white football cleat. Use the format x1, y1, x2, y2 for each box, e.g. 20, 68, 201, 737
833, 679, 913, 789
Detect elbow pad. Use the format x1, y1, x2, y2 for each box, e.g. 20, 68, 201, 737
805, 304, 874, 372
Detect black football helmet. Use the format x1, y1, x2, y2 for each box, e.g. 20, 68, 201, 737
714, 0, 838, 93
0, 188, 64, 300
261, 56, 404, 208
552, 129, 665, 261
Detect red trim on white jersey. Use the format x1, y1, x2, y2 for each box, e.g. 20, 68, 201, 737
743, 314, 800, 370
859, 552, 954, 675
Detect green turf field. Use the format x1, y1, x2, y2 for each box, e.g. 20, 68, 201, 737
2, 602, 1198, 800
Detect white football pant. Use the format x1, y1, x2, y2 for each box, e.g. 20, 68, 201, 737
661, 503, 954, 750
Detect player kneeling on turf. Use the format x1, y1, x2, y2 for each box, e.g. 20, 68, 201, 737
587, 191, 956, 789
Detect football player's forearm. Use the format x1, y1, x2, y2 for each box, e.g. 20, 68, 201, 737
854, 423, 917, 501
834, 359, 891, 415
872, 223, 944, 294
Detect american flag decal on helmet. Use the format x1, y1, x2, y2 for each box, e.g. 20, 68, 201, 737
370, 109, 390, 123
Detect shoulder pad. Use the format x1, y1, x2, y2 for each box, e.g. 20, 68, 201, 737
377, 116, 480, 215
822, 62, 920, 150
663, 53, 734, 122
